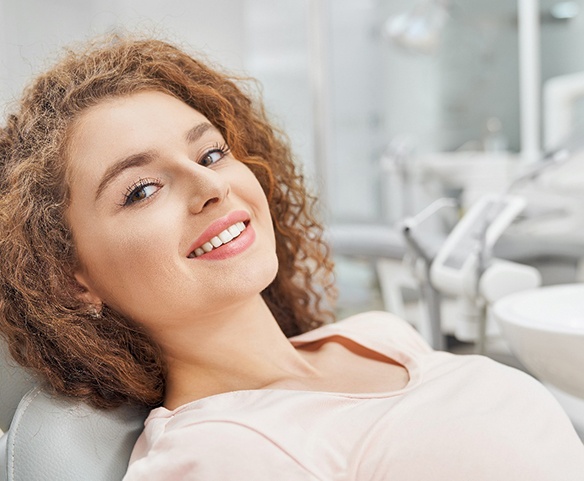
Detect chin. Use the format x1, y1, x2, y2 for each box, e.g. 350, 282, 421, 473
257, 253, 279, 291
222, 253, 279, 300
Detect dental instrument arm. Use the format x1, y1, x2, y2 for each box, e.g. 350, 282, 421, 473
429, 194, 541, 352
401, 198, 457, 350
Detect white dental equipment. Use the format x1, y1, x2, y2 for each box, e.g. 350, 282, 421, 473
544, 71, 584, 151
430, 194, 526, 299
401, 198, 458, 351
430, 194, 542, 349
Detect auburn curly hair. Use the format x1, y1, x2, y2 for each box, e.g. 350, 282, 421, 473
0, 35, 335, 409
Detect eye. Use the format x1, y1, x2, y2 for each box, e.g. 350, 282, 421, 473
199, 143, 230, 167
122, 179, 162, 206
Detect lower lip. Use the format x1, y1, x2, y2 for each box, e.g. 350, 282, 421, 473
193, 224, 256, 261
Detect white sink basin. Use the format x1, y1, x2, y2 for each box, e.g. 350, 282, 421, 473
492, 284, 584, 400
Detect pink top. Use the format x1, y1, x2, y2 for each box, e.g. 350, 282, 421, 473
124, 312, 584, 480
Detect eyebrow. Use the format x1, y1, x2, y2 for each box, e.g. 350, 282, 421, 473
185, 122, 214, 144
94, 122, 215, 201
95, 151, 157, 201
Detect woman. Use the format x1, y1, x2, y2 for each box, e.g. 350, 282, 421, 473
0, 36, 582, 480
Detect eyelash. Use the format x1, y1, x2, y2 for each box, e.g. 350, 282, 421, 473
121, 178, 162, 207
200, 142, 230, 167
120, 142, 231, 207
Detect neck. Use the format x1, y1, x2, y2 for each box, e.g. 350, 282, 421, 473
158, 295, 318, 409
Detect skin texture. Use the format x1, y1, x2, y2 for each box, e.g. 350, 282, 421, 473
68, 91, 278, 329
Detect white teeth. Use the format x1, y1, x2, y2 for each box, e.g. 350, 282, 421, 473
190, 221, 247, 258
218, 230, 233, 243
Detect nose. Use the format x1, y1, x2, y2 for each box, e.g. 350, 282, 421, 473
186, 164, 230, 214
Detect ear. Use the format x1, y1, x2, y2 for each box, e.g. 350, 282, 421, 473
73, 270, 103, 307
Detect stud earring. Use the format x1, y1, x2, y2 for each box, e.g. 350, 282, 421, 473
89, 305, 103, 319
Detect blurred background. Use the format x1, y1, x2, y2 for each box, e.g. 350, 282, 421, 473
3, 0, 584, 217
4, 0, 584, 308
2, 0, 584, 437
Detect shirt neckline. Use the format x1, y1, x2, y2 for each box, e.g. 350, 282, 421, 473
152, 318, 423, 418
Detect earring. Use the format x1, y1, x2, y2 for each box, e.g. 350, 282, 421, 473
89, 304, 102, 319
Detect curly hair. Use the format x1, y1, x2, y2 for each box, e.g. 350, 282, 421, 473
0, 35, 336, 409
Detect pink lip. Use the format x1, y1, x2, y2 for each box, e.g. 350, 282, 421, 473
187, 210, 252, 258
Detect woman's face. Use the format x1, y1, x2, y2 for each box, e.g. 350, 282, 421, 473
66, 91, 278, 333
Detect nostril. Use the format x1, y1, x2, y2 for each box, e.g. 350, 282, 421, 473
203, 197, 219, 209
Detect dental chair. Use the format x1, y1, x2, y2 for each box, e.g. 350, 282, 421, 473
0, 340, 147, 481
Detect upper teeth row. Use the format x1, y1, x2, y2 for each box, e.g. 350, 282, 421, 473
190, 221, 246, 258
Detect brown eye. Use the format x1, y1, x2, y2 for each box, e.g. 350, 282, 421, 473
129, 189, 148, 202
123, 181, 161, 206
200, 149, 225, 167
199, 143, 230, 167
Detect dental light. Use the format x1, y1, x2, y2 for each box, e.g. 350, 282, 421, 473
382, 0, 450, 54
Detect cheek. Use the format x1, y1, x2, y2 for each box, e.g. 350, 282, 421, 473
245, 174, 274, 229
75, 218, 174, 307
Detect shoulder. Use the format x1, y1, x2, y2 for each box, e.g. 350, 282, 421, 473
125, 420, 321, 481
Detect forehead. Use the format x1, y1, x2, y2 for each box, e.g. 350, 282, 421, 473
65, 91, 209, 183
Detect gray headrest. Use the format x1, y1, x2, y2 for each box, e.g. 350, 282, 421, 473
2, 387, 147, 481
0, 340, 35, 432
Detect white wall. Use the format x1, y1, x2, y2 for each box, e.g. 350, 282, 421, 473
0, 0, 246, 109
379, 0, 442, 153
243, 0, 315, 185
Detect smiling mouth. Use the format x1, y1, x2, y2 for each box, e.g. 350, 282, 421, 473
188, 221, 248, 258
